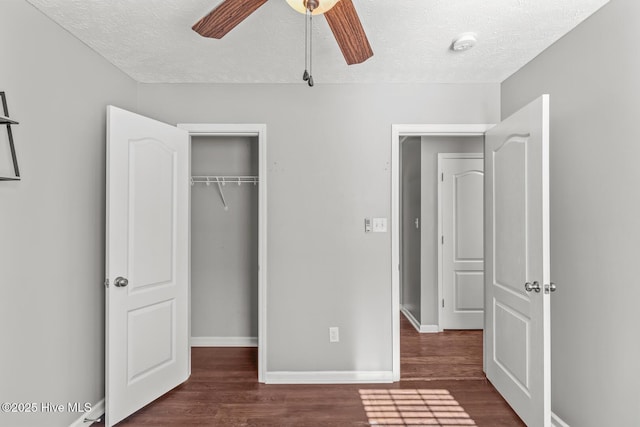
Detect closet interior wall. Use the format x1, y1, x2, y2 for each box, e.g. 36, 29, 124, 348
191, 135, 259, 341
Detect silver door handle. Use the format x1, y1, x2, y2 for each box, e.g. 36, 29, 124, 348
114, 277, 129, 287
525, 281, 541, 293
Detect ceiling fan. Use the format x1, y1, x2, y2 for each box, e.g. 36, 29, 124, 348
192, 0, 374, 68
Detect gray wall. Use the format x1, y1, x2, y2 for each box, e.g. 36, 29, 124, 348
420, 136, 483, 326
137, 83, 499, 372
191, 136, 259, 338
400, 138, 421, 322
501, 0, 639, 425
0, 3, 500, 422
0, 1, 137, 426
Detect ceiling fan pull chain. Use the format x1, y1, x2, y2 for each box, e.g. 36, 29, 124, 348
303, 8, 309, 82
308, 13, 314, 87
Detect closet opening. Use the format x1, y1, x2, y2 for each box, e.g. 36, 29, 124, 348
179, 124, 267, 382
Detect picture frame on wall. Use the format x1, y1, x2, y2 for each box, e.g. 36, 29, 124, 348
0, 91, 20, 181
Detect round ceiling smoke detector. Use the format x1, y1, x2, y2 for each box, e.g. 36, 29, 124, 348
451, 32, 478, 52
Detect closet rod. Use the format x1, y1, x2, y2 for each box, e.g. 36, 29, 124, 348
191, 176, 259, 211
191, 175, 259, 186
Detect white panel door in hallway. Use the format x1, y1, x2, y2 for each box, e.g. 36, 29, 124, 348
439, 154, 484, 330
106, 106, 190, 426
485, 95, 551, 426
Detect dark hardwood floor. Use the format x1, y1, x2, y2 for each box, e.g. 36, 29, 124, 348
101, 315, 524, 426
401, 317, 485, 382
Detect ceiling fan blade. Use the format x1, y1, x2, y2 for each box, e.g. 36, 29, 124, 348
324, 0, 373, 65
193, 0, 269, 39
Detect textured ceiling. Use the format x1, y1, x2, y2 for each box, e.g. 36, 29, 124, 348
25, 0, 609, 84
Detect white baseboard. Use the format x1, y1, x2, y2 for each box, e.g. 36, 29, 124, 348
552, 412, 570, 427
190, 336, 257, 347
68, 398, 104, 427
265, 370, 393, 384
400, 306, 439, 333
419, 324, 439, 333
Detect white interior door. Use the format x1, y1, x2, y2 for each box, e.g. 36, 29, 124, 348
485, 95, 550, 426
106, 106, 190, 426
439, 154, 484, 330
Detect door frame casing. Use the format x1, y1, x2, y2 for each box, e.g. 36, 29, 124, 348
178, 123, 267, 383
437, 153, 484, 331
391, 124, 493, 381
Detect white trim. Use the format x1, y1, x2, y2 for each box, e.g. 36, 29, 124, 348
393, 124, 494, 137
400, 305, 421, 331
400, 305, 438, 333
391, 124, 493, 382
265, 371, 393, 384
179, 123, 267, 384
419, 324, 440, 333
68, 399, 105, 427
551, 412, 571, 427
190, 336, 258, 347
437, 153, 484, 331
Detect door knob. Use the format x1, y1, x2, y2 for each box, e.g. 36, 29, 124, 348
524, 281, 541, 293
545, 282, 557, 294
114, 277, 129, 287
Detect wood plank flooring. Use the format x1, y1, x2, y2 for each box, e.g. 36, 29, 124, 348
401, 317, 485, 382
100, 315, 524, 426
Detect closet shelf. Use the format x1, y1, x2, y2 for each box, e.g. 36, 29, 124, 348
191, 175, 259, 186
191, 175, 259, 211
0, 114, 18, 125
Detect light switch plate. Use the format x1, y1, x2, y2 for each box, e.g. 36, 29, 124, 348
372, 217, 387, 233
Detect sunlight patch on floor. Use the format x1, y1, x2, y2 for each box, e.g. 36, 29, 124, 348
359, 389, 477, 426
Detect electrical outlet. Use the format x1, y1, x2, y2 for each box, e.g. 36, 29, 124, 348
329, 327, 339, 343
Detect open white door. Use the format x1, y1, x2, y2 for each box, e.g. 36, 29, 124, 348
106, 106, 190, 426
485, 95, 551, 426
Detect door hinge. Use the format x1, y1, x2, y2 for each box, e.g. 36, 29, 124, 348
442, 299, 445, 308
441, 172, 444, 182
104, 278, 109, 288
441, 235, 444, 244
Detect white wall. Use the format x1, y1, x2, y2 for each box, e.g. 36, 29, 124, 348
401, 138, 422, 322
0, 1, 137, 426
138, 83, 499, 373
191, 136, 259, 339
501, 0, 640, 425
420, 136, 483, 327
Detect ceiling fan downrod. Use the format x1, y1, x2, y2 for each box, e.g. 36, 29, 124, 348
304, 0, 320, 12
